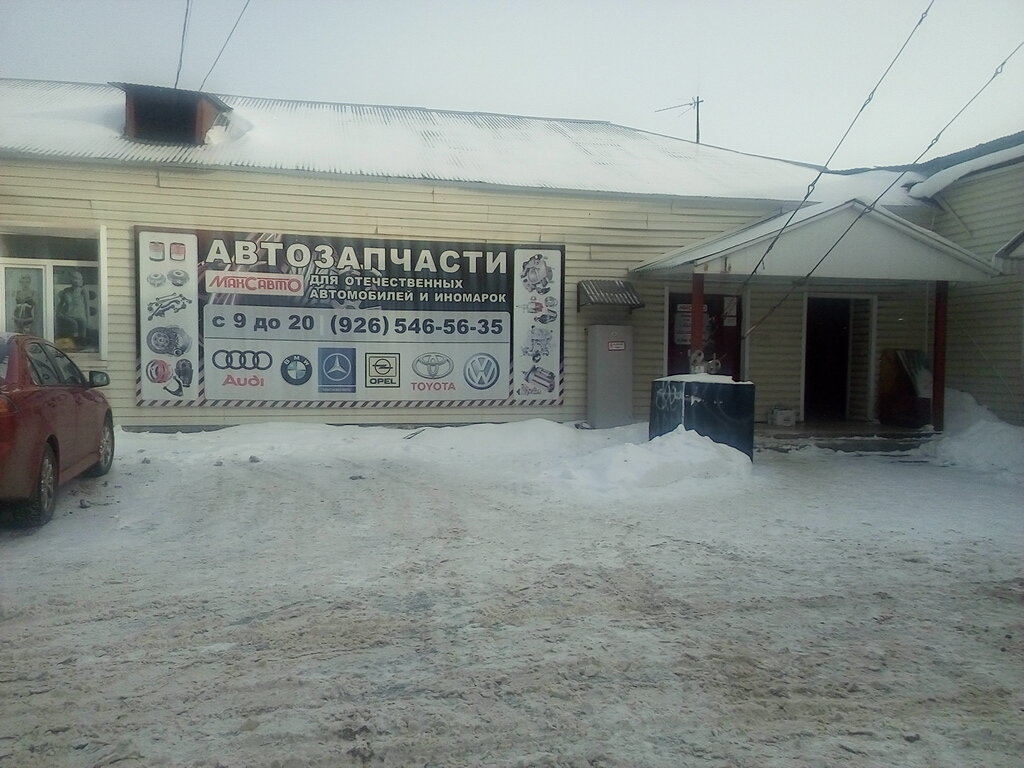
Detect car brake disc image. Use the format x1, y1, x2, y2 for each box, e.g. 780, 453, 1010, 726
147, 326, 192, 357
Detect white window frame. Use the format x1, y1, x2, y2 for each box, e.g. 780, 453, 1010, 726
0, 225, 108, 360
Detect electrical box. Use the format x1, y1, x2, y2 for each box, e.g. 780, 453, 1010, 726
586, 325, 634, 428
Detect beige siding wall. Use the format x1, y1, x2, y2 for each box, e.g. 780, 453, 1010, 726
931, 163, 1024, 258
930, 161, 1024, 425
848, 298, 873, 421
946, 276, 1024, 425
1, 159, 774, 427
743, 283, 805, 420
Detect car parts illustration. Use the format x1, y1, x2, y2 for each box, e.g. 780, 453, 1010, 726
520, 253, 553, 294
523, 364, 556, 392
521, 325, 553, 363
146, 326, 191, 357
167, 269, 190, 286
147, 292, 193, 320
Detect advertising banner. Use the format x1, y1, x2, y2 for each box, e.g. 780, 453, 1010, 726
136, 229, 564, 408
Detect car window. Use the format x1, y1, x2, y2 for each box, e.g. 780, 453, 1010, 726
44, 343, 88, 386
25, 341, 62, 386
0, 339, 9, 384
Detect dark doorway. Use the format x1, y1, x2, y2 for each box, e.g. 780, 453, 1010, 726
667, 292, 742, 378
805, 297, 850, 420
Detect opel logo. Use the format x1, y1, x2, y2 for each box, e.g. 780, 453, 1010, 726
212, 350, 272, 370
412, 352, 454, 379
464, 353, 500, 390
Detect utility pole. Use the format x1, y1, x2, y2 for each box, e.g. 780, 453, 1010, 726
655, 96, 704, 143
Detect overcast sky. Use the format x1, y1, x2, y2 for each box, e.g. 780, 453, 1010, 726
2, 0, 1022, 168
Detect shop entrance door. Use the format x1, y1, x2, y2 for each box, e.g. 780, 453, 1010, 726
804, 297, 850, 420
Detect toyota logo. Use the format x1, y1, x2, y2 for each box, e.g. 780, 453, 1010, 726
212, 350, 272, 370
464, 353, 500, 390
412, 352, 454, 379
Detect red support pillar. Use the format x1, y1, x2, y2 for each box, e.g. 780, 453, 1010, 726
932, 280, 948, 432
690, 272, 705, 368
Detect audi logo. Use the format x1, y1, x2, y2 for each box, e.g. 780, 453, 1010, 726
212, 350, 273, 370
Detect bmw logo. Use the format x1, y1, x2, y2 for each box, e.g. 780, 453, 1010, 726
281, 354, 313, 385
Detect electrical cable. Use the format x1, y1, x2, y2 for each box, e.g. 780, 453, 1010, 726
200, 0, 253, 91
744, 37, 1024, 340
174, 0, 193, 89
740, 0, 935, 292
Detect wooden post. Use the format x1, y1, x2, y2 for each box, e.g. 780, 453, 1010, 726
932, 280, 948, 432
690, 272, 705, 368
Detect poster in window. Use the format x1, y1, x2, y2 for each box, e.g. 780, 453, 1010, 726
4, 267, 43, 336
53, 266, 99, 352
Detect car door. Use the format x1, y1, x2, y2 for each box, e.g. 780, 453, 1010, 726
23, 340, 81, 480
44, 342, 104, 472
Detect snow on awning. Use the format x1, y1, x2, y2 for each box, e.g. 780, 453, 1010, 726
577, 280, 645, 311
632, 199, 999, 282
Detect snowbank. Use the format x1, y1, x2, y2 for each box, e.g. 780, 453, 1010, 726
919, 390, 1024, 481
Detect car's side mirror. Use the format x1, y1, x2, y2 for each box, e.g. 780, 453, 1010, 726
88, 371, 110, 388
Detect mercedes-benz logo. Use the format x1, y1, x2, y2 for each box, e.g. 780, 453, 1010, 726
321, 352, 353, 383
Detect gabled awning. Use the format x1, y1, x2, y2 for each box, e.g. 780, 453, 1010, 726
577, 279, 645, 311
632, 199, 999, 282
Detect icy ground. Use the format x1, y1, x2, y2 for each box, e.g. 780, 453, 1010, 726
1, 392, 1021, 767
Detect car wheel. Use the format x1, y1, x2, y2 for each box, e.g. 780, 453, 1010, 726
85, 416, 115, 478
15, 444, 57, 527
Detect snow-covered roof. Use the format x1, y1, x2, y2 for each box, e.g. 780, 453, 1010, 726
908, 141, 1024, 199
633, 199, 999, 282
0, 78, 921, 205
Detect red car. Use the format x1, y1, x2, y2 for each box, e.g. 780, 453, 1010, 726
0, 332, 114, 526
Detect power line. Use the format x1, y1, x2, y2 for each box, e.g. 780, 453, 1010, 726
739, 0, 935, 293
200, 0, 253, 91
744, 36, 1024, 340
174, 0, 193, 89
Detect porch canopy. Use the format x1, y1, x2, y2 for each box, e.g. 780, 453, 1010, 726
631, 199, 998, 282
631, 199, 999, 431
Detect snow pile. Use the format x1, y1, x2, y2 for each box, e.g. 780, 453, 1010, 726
394, 418, 751, 498
921, 389, 1024, 480
549, 424, 751, 492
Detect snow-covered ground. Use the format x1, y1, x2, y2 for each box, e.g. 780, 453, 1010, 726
1, 392, 1021, 768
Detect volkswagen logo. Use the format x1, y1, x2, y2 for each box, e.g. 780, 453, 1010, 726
412, 352, 454, 379
464, 353, 500, 390
212, 350, 272, 370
